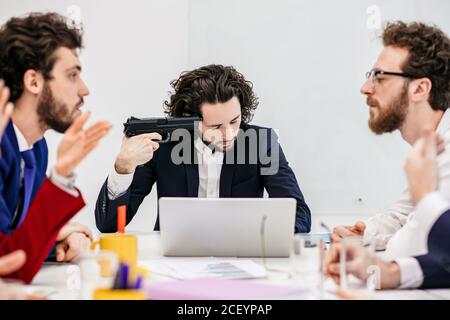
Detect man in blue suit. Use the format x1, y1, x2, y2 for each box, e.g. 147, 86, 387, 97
0, 121, 48, 234
0, 12, 111, 262
0, 81, 12, 138
95, 64, 311, 233
327, 130, 450, 289
0, 83, 111, 297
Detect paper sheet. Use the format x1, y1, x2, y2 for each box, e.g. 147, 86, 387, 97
140, 258, 267, 280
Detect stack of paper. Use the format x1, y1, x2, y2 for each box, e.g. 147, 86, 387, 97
140, 258, 267, 280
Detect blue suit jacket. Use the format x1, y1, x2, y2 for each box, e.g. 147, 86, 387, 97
95, 124, 311, 233
415, 209, 450, 289
0, 121, 48, 234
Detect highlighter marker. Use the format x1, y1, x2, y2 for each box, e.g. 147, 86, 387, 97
117, 205, 126, 233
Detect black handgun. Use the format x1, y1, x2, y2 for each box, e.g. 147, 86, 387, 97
123, 116, 201, 143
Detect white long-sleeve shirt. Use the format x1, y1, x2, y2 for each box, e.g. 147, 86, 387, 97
395, 192, 450, 288
364, 109, 450, 258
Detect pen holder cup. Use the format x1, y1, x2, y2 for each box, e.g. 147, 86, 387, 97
91, 234, 138, 269
93, 288, 146, 300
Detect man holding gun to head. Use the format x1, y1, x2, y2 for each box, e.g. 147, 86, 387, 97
95, 64, 311, 234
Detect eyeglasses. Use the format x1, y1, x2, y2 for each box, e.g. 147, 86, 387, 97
365, 69, 419, 86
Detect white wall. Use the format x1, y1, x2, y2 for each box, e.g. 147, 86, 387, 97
1, 0, 449, 234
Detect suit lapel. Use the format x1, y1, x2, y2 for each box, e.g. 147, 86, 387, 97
220, 128, 248, 197
5, 121, 20, 155
220, 154, 237, 197
184, 138, 199, 197
2, 122, 22, 230
4, 121, 21, 192
185, 163, 199, 197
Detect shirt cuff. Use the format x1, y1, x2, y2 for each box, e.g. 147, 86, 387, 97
395, 257, 424, 289
363, 222, 389, 251
107, 166, 134, 200
49, 167, 79, 197
414, 192, 450, 228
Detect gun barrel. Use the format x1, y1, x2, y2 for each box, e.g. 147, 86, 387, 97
123, 116, 201, 140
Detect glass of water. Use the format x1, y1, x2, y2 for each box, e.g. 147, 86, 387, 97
290, 233, 328, 297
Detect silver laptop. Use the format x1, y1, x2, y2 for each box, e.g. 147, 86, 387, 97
159, 197, 296, 257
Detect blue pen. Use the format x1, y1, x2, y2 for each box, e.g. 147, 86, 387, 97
133, 275, 143, 290
112, 266, 122, 290
120, 263, 130, 289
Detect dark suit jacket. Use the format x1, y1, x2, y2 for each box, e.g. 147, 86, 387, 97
415, 209, 450, 289
0, 121, 48, 234
95, 124, 311, 233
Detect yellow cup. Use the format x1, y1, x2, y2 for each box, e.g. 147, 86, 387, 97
91, 234, 138, 267
93, 288, 146, 300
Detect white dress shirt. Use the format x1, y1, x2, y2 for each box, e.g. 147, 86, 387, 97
194, 137, 223, 198
107, 138, 224, 200
394, 192, 450, 288
364, 109, 450, 258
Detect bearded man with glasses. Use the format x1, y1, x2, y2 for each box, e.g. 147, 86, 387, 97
331, 21, 450, 269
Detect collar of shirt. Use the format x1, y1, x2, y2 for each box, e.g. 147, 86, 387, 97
12, 123, 33, 152
437, 108, 450, 135
194, 137, 223, 164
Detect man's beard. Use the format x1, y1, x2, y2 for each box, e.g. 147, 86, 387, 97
367, 84, 409, 135
37, 84, 81, 133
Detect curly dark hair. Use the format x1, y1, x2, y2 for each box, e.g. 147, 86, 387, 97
382, 21, 450, 111
0, 12, 83, 102
164, 64, 259, 124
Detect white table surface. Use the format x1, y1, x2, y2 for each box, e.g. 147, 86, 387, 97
27, 232, 450, 300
